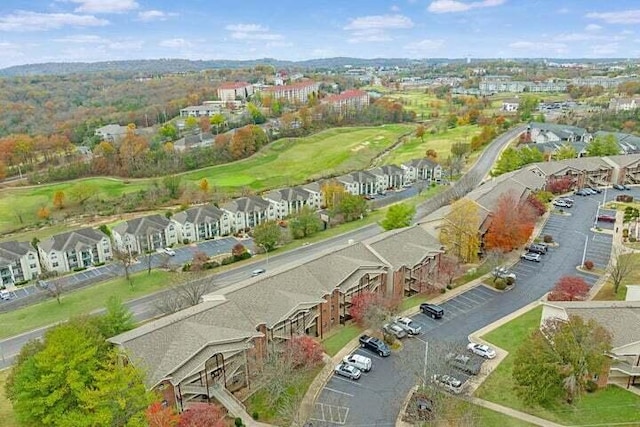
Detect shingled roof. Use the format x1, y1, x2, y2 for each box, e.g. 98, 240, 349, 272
263, 187, 311, 203
173, 205, 225, 225
38, 228, 108, 253
113, 214, 171, 236
365, 225, 442, 269
221, 196, 271, 214
0, 241, 34, 264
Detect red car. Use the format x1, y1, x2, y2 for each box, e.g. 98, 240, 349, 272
597, 215, 616, 223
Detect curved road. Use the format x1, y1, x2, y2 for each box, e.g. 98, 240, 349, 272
0, 125, 524, 369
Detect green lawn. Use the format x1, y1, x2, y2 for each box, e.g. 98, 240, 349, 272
476, 305, 640, 425
0, 125, 413, 235
0, 370, 18, 427
593, 253, 640, 301
386, 91, 452, 119
322, 324, 363, 357
441, 399, 536, 427
0, 270, 174, 340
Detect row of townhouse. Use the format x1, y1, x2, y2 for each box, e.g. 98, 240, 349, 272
108, 225, 443, 413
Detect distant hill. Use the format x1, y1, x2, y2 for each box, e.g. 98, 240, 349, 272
0, 57, 435, 77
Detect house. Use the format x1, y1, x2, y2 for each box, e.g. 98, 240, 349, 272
527, 122, 591, 145
263, 80, 320, 104
528, 157, 613, 188
336, 171, 378, 196
368, 165, 406, 193
221, 196, 275, 232
594, 132, 640, 155
0, 241, 40, 287
609, 97, 640, 112
606, 154, 640, 185
217, 82, 254, 102
262, 187, 317, 218
38, 228, 112, 274
541, 300, 640, 389
108, 226, 443, 414
322, 89, 370, 112
111, 214, 179, 255
172, 205, 232, 242
301, 181, 324, 209
501, 98, 520, 112
401, 158, 442, 183
94, 124, 129, 142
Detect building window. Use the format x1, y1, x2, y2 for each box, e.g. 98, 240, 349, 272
52, 262, 59, 268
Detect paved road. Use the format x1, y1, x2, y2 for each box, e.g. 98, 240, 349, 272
311, 187, 624, 426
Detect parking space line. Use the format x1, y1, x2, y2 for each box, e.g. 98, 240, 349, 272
447, 299, 472, 310
456, 294, 482, 306
323, 387, 354, 397
330, 376, 364, 387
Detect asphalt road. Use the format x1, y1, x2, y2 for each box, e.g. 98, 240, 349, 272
311, 187, 624, 426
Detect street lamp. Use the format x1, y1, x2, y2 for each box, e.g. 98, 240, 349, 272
574, 230, 589, 268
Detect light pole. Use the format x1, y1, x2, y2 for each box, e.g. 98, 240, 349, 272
418, 337, 429, 387
574, 230, 589, 268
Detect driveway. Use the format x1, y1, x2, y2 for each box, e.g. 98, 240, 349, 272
311, 185, 619, 426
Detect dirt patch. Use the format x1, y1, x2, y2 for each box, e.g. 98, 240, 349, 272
402, 390, 435, 424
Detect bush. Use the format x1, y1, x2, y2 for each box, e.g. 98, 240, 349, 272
623, 229, 629, 238
73, 266, 87, 272
234, 418, 244, 427
93, 261, 105, 267
182, 238, 190, 245
252, 411, 259, 420
440, 288, 446, 293
543, 234, 554, 243
506, 276, 516, 286
494, 278, 507, 290
585, 380, 598, 393
203, 260, 219, 269
221, 256, 235, 265
630, 237, 637, 243
583, 260, 594, 270
446, 284, 453, 290
182, 263, 191, 272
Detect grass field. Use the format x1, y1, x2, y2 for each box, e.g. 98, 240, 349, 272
476, 305, 640, 425
0, 370, 18, 427
386, 90, 451, 120
0, 125, 413, 235
593, 252, 640, 301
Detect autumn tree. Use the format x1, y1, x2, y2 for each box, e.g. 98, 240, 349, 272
231, 243, 249, 260
349, 292, 381, 327
178, 403, 226, 427
425, 149, 438, 161
146, 402, 180, 427
553, 144, 577, 160
69, 181, 98, 206
284, 335, 324, 369
289, 206, 322, 239
415, 124, 425, 142
37, 206, 50, 220
438, 255, 462, 288
198, 178, 209, 195
381, 203, 416, 230
321, 180, 346, 209
52, 190, 65, 209
608, 249, 636, 294
546, 176, 574, 194
439, 198, 481, 263
484, 192, 537, 252
252, 220, 282, 252
512, 316, 612, 405
548, 276, 590, 301
113, 246, 134, 289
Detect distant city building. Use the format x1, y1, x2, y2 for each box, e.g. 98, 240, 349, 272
217, 82, 254, 102
501, 98, 520, 112
263, 80, 320, 103
322, 89, 370, 111
609, 97, 640, 112
179, 100, 242, 117
94, 124, 129, 142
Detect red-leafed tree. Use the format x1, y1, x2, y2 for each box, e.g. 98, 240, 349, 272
349, 292, 380, 327
146, 401, 180, 427
484, 192, 537, 252
527, 194, 546, 217
178, 403, 226, 427
546, 176, 574, 194
285, 335, 324, 368
438, 255, 462, 287
548, 276, 590, 301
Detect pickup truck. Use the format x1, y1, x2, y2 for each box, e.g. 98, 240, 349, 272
359, 334, 391, 357
394, 317, 422, 335
383, 322, 407, 339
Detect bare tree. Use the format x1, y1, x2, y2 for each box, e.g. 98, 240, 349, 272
154, 273, 216, 315
608, 248, 636, 294
113, 247, 134, 289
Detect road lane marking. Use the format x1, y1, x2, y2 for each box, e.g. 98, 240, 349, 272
324, 387, 354, 397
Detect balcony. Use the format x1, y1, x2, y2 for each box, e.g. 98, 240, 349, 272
611, 360, 640, 376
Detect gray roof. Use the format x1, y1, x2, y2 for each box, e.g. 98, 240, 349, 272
95, 124, 127, 135
595, 132, 640, 154
221, 196, 270, 214
109, 299, 261, 388
39, 227, 108, 253
0, 241, 34, 264
263, 187, 311, 203
529, 122, 589, 139
113, 214, 171, 236
369, 164, 404, 177
337, 170, 377, 184
173, 205, 225, 225
403, 158, 439, 169
302, 181, 322, 193
365, 225, 442, 269
605, 153, 640, 168
528, 157, 612, 176
546, 301, 640, 350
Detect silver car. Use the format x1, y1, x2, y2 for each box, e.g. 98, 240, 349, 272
334, 362, 361, 380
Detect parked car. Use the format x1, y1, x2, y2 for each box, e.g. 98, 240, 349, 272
582, 188, 597, 195
431, 374, 464, 394
553, 200, 571, 208
574, 189, 589, 196
251, 268, 266, 277
597, 214, 616, 223
343, 354, 372, 372
493, 267, 516, 281
334, 362, 361, 380
521, 252, 541, 262
467, 342, 496, 359
383, 323, 408, 339
420, 303, 444, 319
622, 184, 631, 190
525, 243, 548, 254
613, 183, 625, 191
587, 186, 602, 194
394, 317, 422, 335
559, 197, 575, 204
359, 335, 391, 357
163, 247, 176, 256
445, 352, 482, 375
0, 290, 12, 301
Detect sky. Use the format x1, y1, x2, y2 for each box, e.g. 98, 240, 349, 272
0, 0, 639, 68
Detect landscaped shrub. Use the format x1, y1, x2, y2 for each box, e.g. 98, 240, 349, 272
221, 256, 235, 265
585, 380, 598, 393
73, 266, 87, 272
440, 288, 446, 293
494, 278, 507, 290
623, 229, 629, 238
93, 261, 105, 267
543, 234, 554, 243
182, 263, 191, 272
203, 260, 219, 269
182, 238, 190, 245
506, 276, 516, 286
630, 237, 637, 243
234, 418, 244, 427
583, 260, 594, 270
252, 411, 259, 420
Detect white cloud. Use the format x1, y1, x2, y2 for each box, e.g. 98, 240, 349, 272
0, 11, 108, 31
390, 5, 401, 12
137, 10, 175, 22
404, 39, 445, 55
53, 34, 143, 50
311, 48, 335, 57
427, 0, 506, 14
231, 32, 283, 41
591, 42, 619, 55
348, 30, 393, 43
585, 24, 602, 32
586, 10, 640, 24
54, 34, 106, 43
225, 23, 269, 32
69, 0, 139, 14
344, 14, 414, 30
159, 38, 192, 48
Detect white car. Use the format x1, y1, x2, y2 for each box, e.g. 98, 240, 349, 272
163, 248, 176, 256
251, 268, 266, 277
343, 354, 372, 372
431, 374, 464, 394
467, 342, 496, 359
394, 317, 422, 335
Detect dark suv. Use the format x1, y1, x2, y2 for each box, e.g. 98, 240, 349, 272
420, 303, 444, 319
525, 243, 547, 254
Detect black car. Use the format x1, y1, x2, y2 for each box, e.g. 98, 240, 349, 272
359, 334, 391, 357
613, 183, 625, 191
420, 303, 444, 319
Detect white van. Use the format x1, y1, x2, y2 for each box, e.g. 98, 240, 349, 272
343, 353, 372, 372
0, 290, 12, 301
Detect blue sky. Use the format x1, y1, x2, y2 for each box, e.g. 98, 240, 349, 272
0, 0, 639, 68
